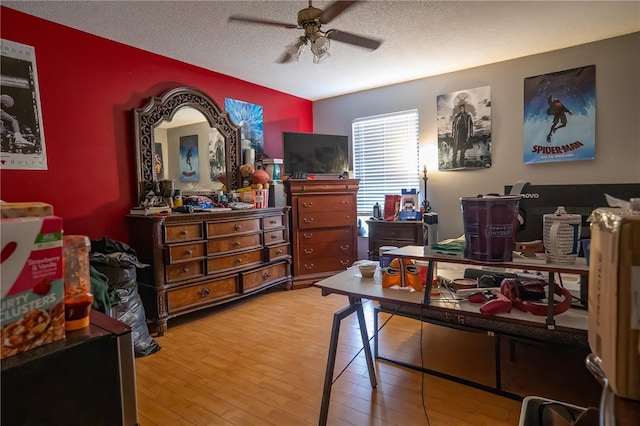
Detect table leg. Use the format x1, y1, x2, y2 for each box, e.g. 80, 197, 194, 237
319, 296, 377, 426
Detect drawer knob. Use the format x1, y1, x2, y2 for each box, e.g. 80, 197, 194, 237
340, 245, 350, 251
304, 263, 314, 270
342, 200, 349, 205
340, 260, 351, 266
235, 258, 243, 264
304, 248, 314, 254
198, 288, 210, 298
269, 219, 277, 224
276, 249, 283, 255
181, 267, 189, 273
303, 233, 313, 239
262, 272, 271, 280
303, 217, 314, 224
270, 234, 278, 240
184, 249, 193, 256
302, 202, 313, 208
233, 241, 241, 247
179, 230, 188, 236
235, 224, 242, 231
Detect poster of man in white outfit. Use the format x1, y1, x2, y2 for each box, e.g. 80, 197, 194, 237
0, 38, 47, 170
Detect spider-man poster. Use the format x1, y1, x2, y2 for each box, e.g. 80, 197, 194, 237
523, 65, 595, 164
179, 135, 199, 181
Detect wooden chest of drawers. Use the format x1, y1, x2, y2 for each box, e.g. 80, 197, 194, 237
284, 179, 359, 288
366, 220, 424, 261
127, 208, 291, 335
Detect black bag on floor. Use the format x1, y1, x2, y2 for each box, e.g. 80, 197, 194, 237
90, 238, 161, 357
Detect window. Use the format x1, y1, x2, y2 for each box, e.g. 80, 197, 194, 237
352, 110, 420, 215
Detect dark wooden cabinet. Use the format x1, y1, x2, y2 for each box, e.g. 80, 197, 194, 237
284, 179, 359, 289
127, 208, 292, 335
1, 311, 137, 426
367, 220, 424, 261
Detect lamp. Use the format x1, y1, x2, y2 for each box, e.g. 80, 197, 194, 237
285, 37, 308, 62
310, 34, 331, 64
422, 164, 431, 213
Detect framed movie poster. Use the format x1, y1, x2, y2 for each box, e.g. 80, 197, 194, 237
208, 129, 225, 182
437, 86, 492, 171
179, 135, 199, 181
0, 39, 47, 170
154, 143, 165, 179
224, 98, 264, 159
523, 65, 595, 164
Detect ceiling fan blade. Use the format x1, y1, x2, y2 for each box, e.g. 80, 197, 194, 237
227, 15, 298, 29
319, 1, 359, 24
326, 29, 382, 50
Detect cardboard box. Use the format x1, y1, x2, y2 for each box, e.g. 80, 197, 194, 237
0, 201, 53, 218
384, 194, 401, 221
0, 216, 65, 359
588, 208, 640, 400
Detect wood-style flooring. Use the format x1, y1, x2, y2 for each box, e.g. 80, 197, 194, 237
134, 285, 523, 426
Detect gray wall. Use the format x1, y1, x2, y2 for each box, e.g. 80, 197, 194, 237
313, 33, 640, 240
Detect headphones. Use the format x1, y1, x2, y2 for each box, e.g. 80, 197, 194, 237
500, 278, 572, 316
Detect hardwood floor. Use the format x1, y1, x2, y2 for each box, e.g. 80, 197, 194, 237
135, 286, 523, 426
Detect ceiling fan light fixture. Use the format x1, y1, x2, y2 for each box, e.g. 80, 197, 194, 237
311, 35, 331, 64
285, 37, 308, 61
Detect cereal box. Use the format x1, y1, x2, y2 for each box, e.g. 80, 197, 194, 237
588, 208, 640, 400
0, 216, 65, 359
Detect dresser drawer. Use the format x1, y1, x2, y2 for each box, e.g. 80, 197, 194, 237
264, 228, 286, 245
207, 233, 261, 254
298, 240, 353, 259
298, 211, 355, 229
166, 241, 206, 263
263, 215, 283, 230
207, 249, 263, 273
207, 218, 260, 237
296, 255, 354, 275
164, 222, 203, 243
167, 276, 239, 311
297, 195, 354, 213
242, 262, 288, 292
299, 227, 353, 242
165, 259, 205, 283
286, 181, 358, 194
266, 243, 290, 261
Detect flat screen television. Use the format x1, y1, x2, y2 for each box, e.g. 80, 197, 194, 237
282, 132, 350, 176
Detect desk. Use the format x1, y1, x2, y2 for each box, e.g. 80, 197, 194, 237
315, 264, 589, 426
385, 245, 590, 327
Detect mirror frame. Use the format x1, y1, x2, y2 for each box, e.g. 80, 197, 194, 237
133, 86, 241, 204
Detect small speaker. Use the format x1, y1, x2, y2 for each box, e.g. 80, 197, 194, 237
268, 181, 286, 207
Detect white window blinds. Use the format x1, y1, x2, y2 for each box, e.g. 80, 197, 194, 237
352, 110, 420, 215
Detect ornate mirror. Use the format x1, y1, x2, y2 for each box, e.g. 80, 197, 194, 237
133, 87, 241, 204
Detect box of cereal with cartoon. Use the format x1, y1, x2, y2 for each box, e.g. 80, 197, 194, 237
1, 216, 65, 359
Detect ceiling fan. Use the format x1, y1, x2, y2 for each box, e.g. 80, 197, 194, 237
227, 1, 382, 64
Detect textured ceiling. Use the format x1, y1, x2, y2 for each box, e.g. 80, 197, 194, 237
4, 1, 639, 100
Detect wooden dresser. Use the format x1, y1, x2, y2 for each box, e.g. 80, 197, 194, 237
284, 179, 359, 289
126, 207, 291, 335
366, 220, 424, 262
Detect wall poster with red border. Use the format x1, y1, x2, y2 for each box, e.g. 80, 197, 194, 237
0, 39, 47, 170
523, 65, 595, 164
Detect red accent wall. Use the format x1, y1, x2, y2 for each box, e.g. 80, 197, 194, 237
0, 7, 312, 243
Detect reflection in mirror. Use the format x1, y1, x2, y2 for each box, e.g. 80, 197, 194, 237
133, 87, 241, 205
154, 108, 226, 192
